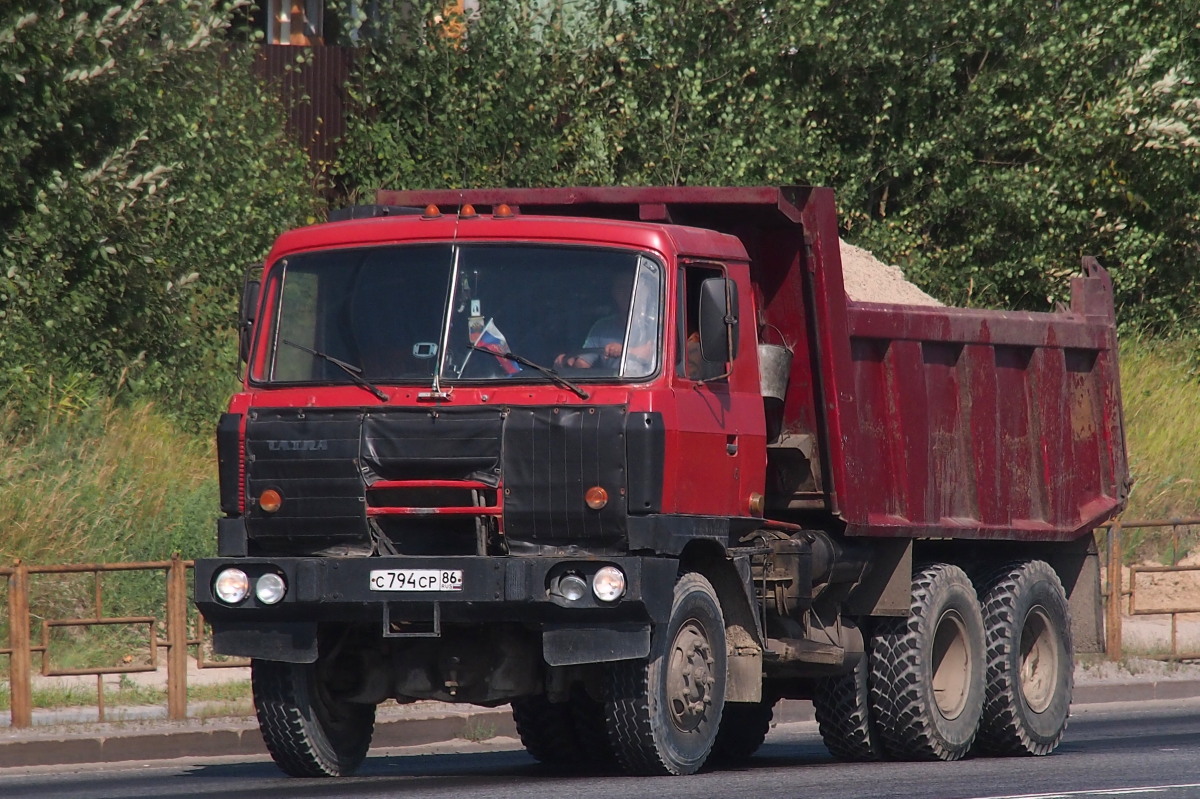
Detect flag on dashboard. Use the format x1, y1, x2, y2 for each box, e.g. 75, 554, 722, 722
471, 319, 521, 374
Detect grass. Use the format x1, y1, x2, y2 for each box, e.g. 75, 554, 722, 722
0, 400, 217, 661
0, 399, 217, 569
459, 719, 499, 743
1115, 335, 1200, 562
0, 676, 252, 712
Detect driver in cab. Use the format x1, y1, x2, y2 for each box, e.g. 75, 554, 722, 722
554, 272, 652, 372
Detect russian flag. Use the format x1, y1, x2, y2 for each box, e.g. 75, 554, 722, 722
471, 319, 522, 374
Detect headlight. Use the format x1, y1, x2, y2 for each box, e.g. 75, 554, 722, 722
214, 568, 250, 605
557, 573, 588, 602
255, 573, 287, 605
592, 566, 626, 603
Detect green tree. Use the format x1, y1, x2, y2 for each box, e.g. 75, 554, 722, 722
335, 0, 1200, 329
0, 1, 320, 429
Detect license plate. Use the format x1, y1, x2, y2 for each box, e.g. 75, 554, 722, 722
369, 569, 464, 592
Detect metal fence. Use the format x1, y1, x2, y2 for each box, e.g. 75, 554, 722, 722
3, 520, 1200, 728
1104, 518, 1200, 662
0, 555, 244, 729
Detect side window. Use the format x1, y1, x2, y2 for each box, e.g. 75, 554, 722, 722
678, 264, 728, 381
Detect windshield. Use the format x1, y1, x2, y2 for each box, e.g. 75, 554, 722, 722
256, 244, 661, 386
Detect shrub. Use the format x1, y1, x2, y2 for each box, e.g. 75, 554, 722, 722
0, 1, 321, 431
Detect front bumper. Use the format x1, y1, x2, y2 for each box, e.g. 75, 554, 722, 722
194, 555, 677, 661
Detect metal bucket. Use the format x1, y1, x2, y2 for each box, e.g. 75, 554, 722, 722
758, 343, 793, 402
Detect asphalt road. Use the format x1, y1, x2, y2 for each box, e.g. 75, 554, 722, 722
3, 697, 1200, 799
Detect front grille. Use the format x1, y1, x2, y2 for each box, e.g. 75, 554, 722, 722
367, 479, 502, 556
241, 405, 643, 555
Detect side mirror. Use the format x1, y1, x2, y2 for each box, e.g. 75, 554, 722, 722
238, 271, 261, 365
698, 277, 739, 366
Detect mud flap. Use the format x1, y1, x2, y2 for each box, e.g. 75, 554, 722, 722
542, 623, 651, 666
213, 620, 318, 663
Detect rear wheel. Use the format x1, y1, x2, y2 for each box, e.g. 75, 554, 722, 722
976, 560, 1073, 756
869, 563, 986, 761
605, 572, 727, 775
252, 658, 375, 777
814, 649, 885, 761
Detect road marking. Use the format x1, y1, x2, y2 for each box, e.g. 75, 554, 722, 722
967, 784, 1200, 799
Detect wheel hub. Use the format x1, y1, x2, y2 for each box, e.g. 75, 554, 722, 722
1020, 606, 1058, 713
667, 620, 715, 732
931, 609, 971, 720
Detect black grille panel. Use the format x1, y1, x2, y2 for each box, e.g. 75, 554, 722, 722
362, 411, 503, 481
241, 405, 640, 553
245, 409, 365, 544
501, 406, 627, 545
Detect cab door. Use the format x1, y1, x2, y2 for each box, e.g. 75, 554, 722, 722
669, 262, 763, 517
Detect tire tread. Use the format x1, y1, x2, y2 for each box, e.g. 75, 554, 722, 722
252, 659, 374, 778
976, 560, 1072, 756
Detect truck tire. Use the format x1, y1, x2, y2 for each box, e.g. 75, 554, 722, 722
251, 658, 375, 777
512, 687, 613, 766
512, 694, 583, 765
869, 563, 986, 761
814, 650, 885, 761
708, 698, 774, 764
605, 572, 727, 776
569, 686, 617, 765
975, 560, 1073, 756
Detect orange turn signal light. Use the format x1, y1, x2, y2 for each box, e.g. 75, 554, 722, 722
259, 489, 283, 513
585, 486, 608, 510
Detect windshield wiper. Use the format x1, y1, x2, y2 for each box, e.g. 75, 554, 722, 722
282, 339, 389, 402
466, 344, 590, 400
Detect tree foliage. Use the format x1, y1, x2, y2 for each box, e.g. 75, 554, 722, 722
0, 1, 318, 429
336, 0, 1200, 329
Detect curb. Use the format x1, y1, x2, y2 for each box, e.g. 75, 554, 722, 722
0, 706, 520, 769
1, 682, 1198, 769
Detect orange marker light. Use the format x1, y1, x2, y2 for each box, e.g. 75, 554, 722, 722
585, 486, 608, 510
422, 204, 442, 219
259, 489, 283, 513
460, 204, 478, 218
494, 203, 514, 218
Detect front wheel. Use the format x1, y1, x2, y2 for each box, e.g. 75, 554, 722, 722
512, 686, 614, 766
975, 560, 1073, 756
252, 658, 376, 777
605, 572, 727, 776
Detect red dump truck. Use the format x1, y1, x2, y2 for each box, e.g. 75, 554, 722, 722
194, 186, 1128, 777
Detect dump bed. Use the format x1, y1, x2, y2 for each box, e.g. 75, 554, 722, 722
376, 185, 1129, 542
